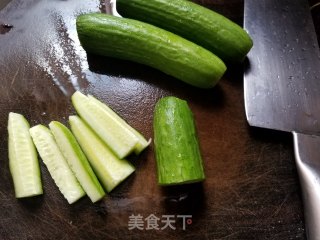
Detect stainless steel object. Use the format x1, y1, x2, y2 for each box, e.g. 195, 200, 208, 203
105, 0, 121, 17
244, 0, 320, 239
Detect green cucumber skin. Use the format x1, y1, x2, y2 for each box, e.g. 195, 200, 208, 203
153, 97, 205, 185
117, 0, 253, 63
8, 113, 43, 198
49, 121, 105, 203
76, 13, 226, 88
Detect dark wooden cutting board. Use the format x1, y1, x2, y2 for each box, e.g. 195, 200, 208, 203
1, 0, 316, 239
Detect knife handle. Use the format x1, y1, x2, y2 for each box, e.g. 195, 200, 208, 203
293, 132, 320, 240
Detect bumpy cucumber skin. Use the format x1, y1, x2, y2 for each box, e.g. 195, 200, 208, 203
49, 121, 105, 203
153, 96, 205, 185
76, 13, 226, 88
117, 0, 253, 63
8, 112, 43, 198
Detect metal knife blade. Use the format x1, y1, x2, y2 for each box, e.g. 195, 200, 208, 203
244, 0, 320, 239
244, 0, 320, 134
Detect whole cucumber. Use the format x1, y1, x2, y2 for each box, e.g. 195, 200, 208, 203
76, 13, 226, 88
117, 0, 253, 63
153, 96, 205, 185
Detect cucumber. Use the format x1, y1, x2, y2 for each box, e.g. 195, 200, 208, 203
87, 95, 151, 155
49, 121, 105, 203
117, 0, 253, 63
8, 113, 43, 198
71, 91, 139, 159
76, 13, 226, 88
29, 125, 85, 204
69, 115, 135, 192
153, 96, 205, 185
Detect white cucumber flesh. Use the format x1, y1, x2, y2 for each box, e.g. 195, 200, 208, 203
8, 112, 43, 198
69, 115, 135, 192
87, 95, 151, 154
29, 125, 85, 204
49, 121, 105, 203
71, 91, 138, 159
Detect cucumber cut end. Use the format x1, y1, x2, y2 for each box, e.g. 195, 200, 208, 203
133, 138, 152, 155
158, 176, 205, 186
15, 191, 44, 199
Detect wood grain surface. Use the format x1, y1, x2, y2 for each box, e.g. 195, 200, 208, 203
0, 0, 318, 239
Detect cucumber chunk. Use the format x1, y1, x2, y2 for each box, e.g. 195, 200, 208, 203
49, 121, 105, 203
153, 96, 205, 185
8, 112, 43, 198
30, 125, 85, 204
69, 115, 135, 192
87, 95, 151, 155
71, 91, 139, 159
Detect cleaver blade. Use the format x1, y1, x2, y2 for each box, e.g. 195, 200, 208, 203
244, 0, 320, 239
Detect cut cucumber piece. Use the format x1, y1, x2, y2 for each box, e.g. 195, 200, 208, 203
69, 115, 135, 192
153, 96, 205, 185
49, 121, 105, 203
8, 112, 43, 198
87, 95, 151, 155
71, 91, 139, 159
29, 125, 85, 204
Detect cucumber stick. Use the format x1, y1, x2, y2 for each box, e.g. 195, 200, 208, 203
87, 95, 151, 155
69, 115, 135, 192
72, 91, 139, 159
30, 125, 85, 204
49, 121, 105, 203
8, 113, 43, 198
153, 97, 205, 185
76, 13, 226, 88
117, 0, 253, 62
